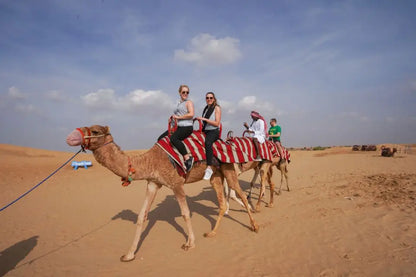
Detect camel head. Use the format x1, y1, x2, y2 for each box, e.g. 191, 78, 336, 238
66, 125, 111, 151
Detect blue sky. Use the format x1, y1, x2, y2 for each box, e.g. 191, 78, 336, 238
1, 0, 415, 151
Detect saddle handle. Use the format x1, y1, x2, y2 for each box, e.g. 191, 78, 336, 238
226, 130, 234, 140
168, 116, 178, 136
193, 118, 203, 132
242, 130, 252, 137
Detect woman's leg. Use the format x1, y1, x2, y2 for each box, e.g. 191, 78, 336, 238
205, 129, 219, 166
170, 126, 193, 156
203, 129, 219, 180
157, 130, 169, 141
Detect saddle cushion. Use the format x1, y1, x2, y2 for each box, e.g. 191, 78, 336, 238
156, 131, 290, 177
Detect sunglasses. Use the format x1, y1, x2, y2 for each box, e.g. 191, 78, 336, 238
181, 91, 189, 94
206, 97, 214, 100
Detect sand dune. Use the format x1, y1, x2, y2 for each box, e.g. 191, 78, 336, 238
0, 143, 415, 276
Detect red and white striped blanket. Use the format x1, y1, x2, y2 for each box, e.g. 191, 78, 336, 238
156, 131, 290, 176
264, 140, 291, 162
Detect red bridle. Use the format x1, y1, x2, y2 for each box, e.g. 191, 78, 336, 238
76, 127, 106, 150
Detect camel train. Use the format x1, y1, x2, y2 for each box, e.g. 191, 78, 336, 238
352, 144, 377, 151
66, 123, 289, 262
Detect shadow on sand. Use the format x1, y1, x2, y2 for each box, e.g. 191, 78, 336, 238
112, 184, 256, 254
0, 236, 38, 276
4, 181, 266, 270
12, 220, 112, 271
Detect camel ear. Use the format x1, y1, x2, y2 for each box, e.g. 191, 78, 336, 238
105, 126, 110, 134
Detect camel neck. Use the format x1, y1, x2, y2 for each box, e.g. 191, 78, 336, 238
93, 142, 151, 181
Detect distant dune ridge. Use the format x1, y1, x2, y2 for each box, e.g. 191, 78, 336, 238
0, 143, 415, 276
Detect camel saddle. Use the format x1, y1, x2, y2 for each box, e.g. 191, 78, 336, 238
156, 131, 290, 177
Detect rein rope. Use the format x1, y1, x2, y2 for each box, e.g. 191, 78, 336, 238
0, 147, 85, 212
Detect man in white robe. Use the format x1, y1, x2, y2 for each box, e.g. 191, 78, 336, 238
243, 111, 267, 161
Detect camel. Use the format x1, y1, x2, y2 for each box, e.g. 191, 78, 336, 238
248, 156, 289, 196
224, 130, 290, 211
66, 125, 259, 262
381, 146, 397, 157
224, 158, 288, 214
237, 155, 288, 204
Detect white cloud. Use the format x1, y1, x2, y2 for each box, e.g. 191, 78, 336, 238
174, 33, 242, 66
81, 88, 174, 115
81, 89, 117, 109
237, 96, 273, 114
8, 86, 26, 100
123, 89, 173, 110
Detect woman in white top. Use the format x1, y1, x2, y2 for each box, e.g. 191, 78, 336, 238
158, 84, 194, 171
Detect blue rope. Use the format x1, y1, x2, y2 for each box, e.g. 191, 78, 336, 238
0, 148, 84, 212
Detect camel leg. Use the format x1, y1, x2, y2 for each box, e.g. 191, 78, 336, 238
173, 184, 195, 250
224, 180, 250, 213
283, 164, 289, 192
248, 167, 260, 199
222, 164, 259, 233
121, 182, 160, 262
255, 163, 271, 212
276, 163, 283, 195
205, 172, 226, 238
224, 179, 230, 215
276, 164, 284, 194
233, 163, 242, 176
266, 166, 275, 208
276, 163, 289, 192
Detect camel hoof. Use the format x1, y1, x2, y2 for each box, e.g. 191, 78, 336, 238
255, 206, 261, 213
120, 255, 135, 262
266, 203, 274, 208
181, 244, 195, 251
204, 231, 217, 238
252, 224, 260, 233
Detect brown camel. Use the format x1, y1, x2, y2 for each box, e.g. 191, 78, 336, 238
224, 130, 274, 211
66, 125, 258, 262
234, 154, 289, 209
381, 146, 397, 157
236, 161, 272, 210
225, 157, 288, 214
249, 156, 289, 196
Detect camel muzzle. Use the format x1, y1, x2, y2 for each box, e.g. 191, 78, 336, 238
66, 130, 83, 146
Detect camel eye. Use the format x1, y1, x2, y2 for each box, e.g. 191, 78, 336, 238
92, 131, 99, 135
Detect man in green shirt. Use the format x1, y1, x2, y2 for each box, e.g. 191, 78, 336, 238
268, 118, 285, 163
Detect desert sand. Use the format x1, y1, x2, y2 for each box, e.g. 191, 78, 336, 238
0, 143, 415, 276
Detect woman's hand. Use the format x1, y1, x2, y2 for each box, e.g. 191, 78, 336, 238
196, 117, 206, 121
